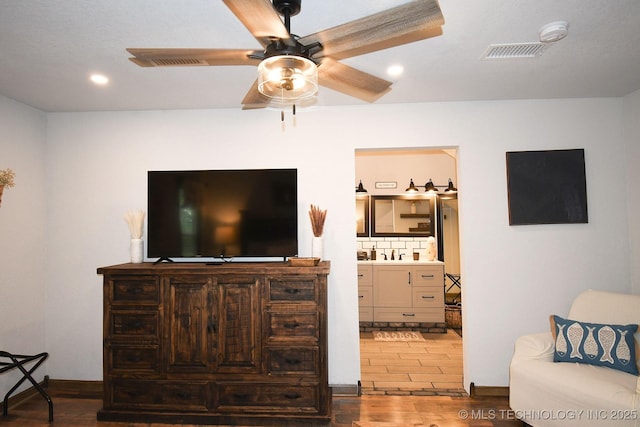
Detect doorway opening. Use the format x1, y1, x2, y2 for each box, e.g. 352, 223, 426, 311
355, 147, 463, 395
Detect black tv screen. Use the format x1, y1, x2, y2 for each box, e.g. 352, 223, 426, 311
147, 169, 298, 260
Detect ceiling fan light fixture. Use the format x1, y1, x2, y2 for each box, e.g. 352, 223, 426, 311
257, 55, 318, 101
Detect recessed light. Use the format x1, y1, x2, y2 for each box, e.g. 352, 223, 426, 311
386, 64, 404, 78
90, 74, 109, 85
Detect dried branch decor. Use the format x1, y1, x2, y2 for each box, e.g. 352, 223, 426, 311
0, 168, 16, 187
309, 204, 327, 237
124, 210, 145, 239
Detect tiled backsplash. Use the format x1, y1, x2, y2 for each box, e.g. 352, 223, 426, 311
357, 237, 436, 261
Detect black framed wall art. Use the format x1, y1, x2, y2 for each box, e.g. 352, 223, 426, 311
506, 149, 588, 225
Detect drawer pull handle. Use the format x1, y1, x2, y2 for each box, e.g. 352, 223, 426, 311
130, 287, 143, 294
358, 274, 364, 278
421, 274, 435, 279
233, 393, 250, 400
284, 393, 302, 400
284, 322, 300, 329
176, 392, 192, 400
402, 313, 416, 317
126, 355, 142, 362
285, 358, 302, 365
129, 321, 143, 329
358, 295, 364, 299
421, 295, 435, 299
285, 288, 300, 294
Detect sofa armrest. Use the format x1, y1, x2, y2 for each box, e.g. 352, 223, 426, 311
511, 332, 555, 363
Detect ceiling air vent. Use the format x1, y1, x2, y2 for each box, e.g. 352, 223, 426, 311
481, 42, 546, 60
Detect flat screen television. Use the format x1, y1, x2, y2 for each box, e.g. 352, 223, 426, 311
147, 169, 298, 261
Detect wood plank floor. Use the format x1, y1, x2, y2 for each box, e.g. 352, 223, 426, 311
360, 330, 465, 396
1, 389, 525, 426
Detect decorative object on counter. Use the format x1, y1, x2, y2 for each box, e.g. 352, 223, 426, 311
355, 180, 368, 193
413, 252, 420, 261
405, 178, 419, 192
124, 209, 145, 263
426, 236, 437, 261
309, 204, 327, 259
0, 168, 16, 208
288, 257, 320, 266
424, 178, 438, 192
370, 245, 376, 260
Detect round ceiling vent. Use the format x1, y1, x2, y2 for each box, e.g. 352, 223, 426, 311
539, 21, 569, 43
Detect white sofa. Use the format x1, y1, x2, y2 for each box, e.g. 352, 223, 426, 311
510, 289, 640, 427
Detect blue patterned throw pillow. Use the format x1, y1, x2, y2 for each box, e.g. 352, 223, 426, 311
552, 315, 638, 375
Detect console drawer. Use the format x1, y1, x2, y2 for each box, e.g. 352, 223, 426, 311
110, 276, 160, 305
109, 311, 159, 341
109, 345, 160, 372
215, 383, 319, 413
110, 380, 208, 411
267, 348, 319, 375
268, 277, 317, 303
266, 312, 318, 342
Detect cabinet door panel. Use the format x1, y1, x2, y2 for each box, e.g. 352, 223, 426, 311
167, 277, 214, 372
373, 267, 412, 307
216, 277, 260, 373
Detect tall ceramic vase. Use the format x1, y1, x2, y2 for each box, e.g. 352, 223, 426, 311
131, 238, 144, 263
312, 236, 323, 260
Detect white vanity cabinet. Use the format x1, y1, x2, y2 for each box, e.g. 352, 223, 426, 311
357, 264, 374, 321
371, 263, 444, 323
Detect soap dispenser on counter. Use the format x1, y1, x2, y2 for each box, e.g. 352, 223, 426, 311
370, 246, 376, 261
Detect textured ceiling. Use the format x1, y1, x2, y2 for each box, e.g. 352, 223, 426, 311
1, 0, 639, 112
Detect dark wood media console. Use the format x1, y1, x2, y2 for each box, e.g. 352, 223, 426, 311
97, 261, 330, 425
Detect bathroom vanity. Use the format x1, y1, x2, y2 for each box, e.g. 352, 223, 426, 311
357, 261, 445, 326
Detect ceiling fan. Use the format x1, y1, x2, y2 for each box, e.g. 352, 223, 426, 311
127, 0, 444, 109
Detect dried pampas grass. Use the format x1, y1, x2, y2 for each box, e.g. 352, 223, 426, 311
124, 210, 145, 239
309, 204, 327, 237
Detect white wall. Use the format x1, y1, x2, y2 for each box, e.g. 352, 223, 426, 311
623, 89, 640, 294
0, 94, 633, 391
0, 96, 48, 394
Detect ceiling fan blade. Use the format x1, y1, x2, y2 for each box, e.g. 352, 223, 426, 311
223, 0, 292, 47
241, 79, 271, 109
299, 0, 444, 60
318, 58, 392, 103
127, 48, 261, 67
127, 48, 262, 67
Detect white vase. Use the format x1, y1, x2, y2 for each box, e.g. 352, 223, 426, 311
312, 236, 323, 259
130, 238, 144, 263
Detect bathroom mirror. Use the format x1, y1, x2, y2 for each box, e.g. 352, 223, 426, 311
371, 194, 436, 237
356, 195, 370, 237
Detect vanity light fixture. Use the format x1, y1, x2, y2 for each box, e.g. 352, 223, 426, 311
444, 178, 457, 193
424, 179, 438, 192
355, 180, 368, 193
405, 179, 419, 192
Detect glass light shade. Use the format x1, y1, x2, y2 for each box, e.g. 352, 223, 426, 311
258, 55, 318, 101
